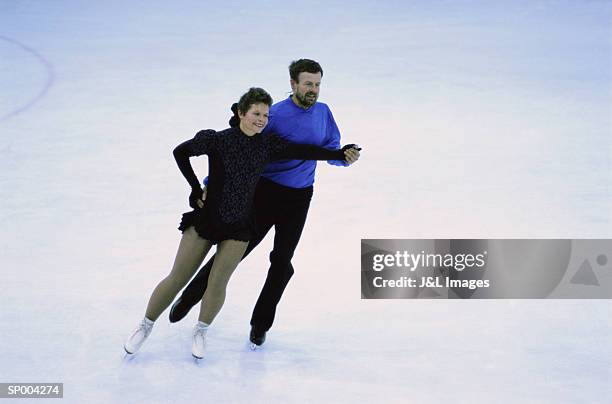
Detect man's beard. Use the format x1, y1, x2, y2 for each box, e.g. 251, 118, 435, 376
295, 90, 317, 108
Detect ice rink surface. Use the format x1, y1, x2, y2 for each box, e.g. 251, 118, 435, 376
1, 1, 611, 403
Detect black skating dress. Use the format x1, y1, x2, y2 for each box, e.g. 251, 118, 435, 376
174, 127, 346, 244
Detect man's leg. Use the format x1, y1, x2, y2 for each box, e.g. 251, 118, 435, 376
250, 196, 311, 332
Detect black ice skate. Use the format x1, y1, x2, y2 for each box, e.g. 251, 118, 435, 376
249, 326, 266, 350
169, 296, 192, 323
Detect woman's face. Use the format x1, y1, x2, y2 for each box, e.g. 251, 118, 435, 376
239, 103, 269, 135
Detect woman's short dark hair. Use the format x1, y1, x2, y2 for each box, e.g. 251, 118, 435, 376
237, 87, 273, 114
229, 87, 273, 127
289, 59, 323, 82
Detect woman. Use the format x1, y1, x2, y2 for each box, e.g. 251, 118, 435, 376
124, 88, 359, 359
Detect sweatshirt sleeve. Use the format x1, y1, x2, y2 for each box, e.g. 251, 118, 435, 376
320, 106, 348, 167
268, 134, 345, 162
173, 129, 215, 189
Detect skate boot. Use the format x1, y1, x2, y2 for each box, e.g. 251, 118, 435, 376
124, 317, 154, 354
192, 321, 209, 359
169, 296, 194, 323
249, 325, 266, 350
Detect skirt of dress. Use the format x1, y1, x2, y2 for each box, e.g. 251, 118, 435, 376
178, 207, 251, 245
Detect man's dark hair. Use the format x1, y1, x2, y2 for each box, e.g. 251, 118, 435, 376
289, 59, 323, 82
229, 87, 273, 127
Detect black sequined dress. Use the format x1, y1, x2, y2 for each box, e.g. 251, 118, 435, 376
175, 127, 344, 244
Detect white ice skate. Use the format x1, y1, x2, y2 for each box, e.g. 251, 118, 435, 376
192, 322, 208, 359
124, 318, 154, 355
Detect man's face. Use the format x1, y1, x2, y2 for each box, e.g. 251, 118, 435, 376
291, 71, 322, 108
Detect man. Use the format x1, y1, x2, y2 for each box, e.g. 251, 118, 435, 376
169, 59, 360, 347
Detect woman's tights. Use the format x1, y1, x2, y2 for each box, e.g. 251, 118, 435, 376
144, 226, 247, 324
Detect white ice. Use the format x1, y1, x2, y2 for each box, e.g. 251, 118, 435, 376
1, 1, 611, 403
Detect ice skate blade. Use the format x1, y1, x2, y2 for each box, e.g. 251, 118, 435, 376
122, 349, 136, 361
250, 343, 261, 351
192, 353, 204, 360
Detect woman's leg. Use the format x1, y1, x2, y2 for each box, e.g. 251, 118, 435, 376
198, 239, 248, 324
145, 227, 213, 321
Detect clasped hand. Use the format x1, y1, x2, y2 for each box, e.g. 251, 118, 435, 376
342, 144, 361, 165
189, 186, 207, 209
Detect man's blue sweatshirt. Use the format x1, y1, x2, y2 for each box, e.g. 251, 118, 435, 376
260, 96, 346, 188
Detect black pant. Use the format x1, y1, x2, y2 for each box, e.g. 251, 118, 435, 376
179, 177, 313, 331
